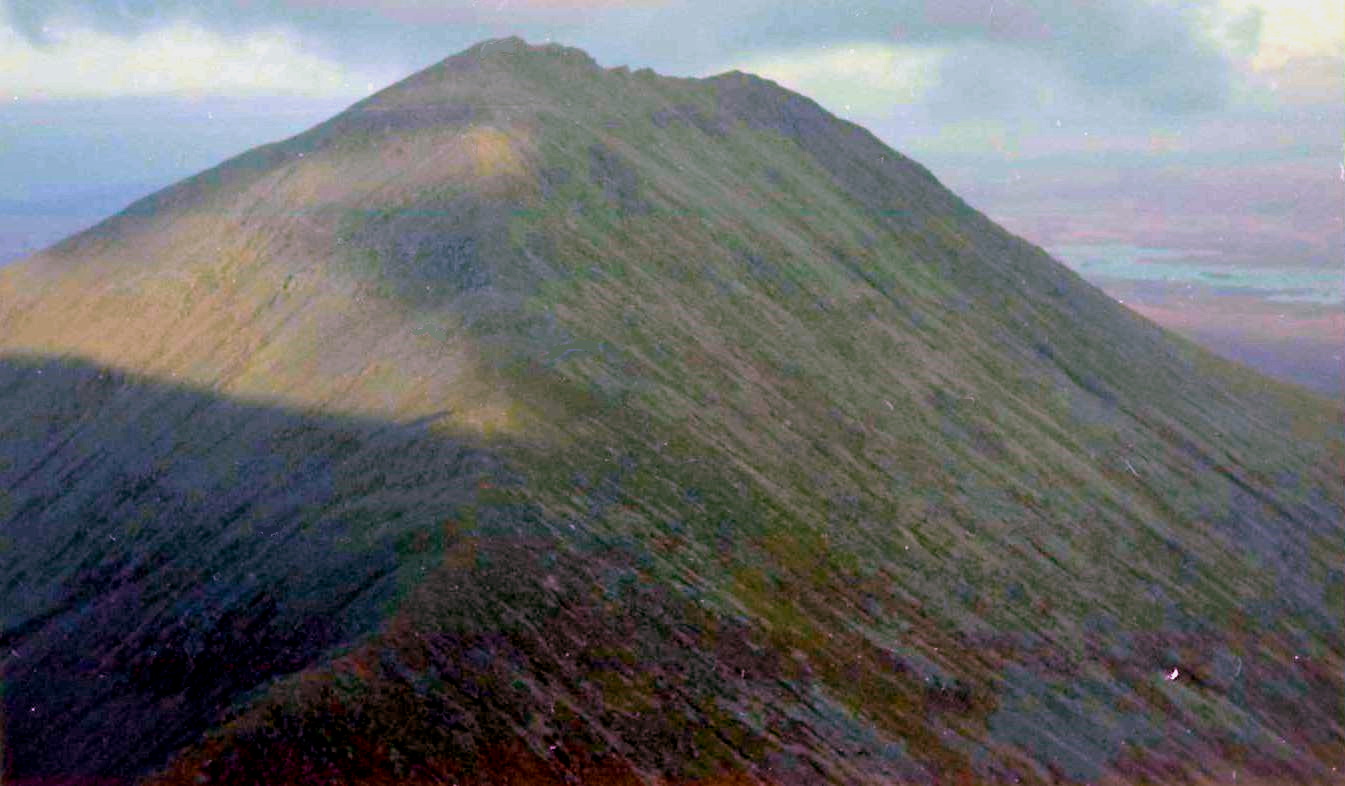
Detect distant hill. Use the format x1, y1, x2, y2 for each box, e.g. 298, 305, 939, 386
1, 37, 1340, 785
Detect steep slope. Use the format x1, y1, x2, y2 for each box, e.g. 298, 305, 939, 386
1, 38, 1341, 784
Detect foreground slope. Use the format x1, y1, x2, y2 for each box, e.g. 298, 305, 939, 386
1, 38, 1341, 784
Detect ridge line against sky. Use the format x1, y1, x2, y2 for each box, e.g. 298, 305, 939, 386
2, 1, 1339, 122
0, 0, 1341, 394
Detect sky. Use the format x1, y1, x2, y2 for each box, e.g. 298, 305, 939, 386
0, 0, 1340, 394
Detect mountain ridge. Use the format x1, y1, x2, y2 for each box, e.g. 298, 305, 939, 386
0, 37, 1341, 784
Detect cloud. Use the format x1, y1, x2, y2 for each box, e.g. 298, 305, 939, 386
1231, 0, 1344, 69
0, 19, 390, 98
660, 0, 1244, 113
712, 1, 1339, 120
1249, 55, 1345, 106
0, 0, 659, 42
710, 43, 944, 116
0, 0, 1329, 118
1041, 1, 1235, 113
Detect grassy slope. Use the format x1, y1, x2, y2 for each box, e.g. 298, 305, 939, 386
1, 38, 1341, 784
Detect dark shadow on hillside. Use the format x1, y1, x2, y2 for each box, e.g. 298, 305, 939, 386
0, 354, 940, 786
0, 354, 517, 781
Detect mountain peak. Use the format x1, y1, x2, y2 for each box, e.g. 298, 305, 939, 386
457, 36, 599, 65
3, 35, 1342, 785
428, 35, 601, 77
339, 36, 602, 123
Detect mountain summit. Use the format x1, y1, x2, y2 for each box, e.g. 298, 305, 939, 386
1, 38, 1341, 784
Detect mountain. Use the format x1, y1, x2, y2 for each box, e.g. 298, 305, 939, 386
1, 37, 1341, 785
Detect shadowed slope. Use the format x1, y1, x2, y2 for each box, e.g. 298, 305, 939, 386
0, 37, 1341, 784
0, 354, 510, 778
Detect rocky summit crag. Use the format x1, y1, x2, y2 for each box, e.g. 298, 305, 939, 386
0, 37, 1341, 785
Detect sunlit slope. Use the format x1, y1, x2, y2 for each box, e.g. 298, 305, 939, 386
0, 37, 1340, 784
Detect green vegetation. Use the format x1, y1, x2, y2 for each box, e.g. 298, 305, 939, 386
0, 36, 1339, 785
